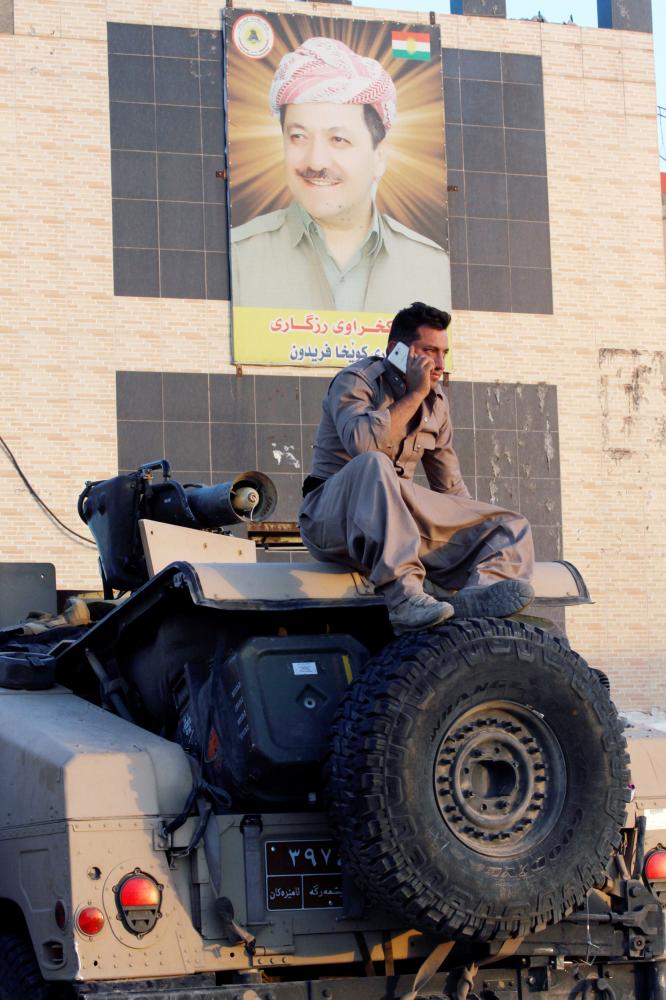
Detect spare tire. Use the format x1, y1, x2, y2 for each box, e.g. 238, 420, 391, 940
326, 618, 630, 942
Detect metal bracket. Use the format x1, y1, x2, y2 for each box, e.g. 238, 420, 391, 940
241, 814, 267, 926
153, 826, 172, 851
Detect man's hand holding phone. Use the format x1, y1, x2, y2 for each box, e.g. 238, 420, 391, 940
405, 350, 434, 398
388, 342, 433, 399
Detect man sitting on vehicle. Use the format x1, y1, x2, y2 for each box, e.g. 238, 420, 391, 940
299, 301, 534, 633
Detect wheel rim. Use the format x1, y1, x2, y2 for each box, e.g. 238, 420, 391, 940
433, 701, 566, 858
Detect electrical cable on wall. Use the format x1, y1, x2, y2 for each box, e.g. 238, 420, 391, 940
0, 434, 96, 548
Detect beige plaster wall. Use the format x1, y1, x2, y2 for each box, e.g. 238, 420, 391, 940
1, 0, 664, 707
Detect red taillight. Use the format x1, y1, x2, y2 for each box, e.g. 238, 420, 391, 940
54, 900, 67, 930
76, 906, 105, 936
115, 871, 162, 936
119, 875, 161, 908
645, 850, 666, 881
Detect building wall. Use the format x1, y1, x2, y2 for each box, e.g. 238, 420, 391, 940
1, 0, 665, 707
662, 172, 666, 259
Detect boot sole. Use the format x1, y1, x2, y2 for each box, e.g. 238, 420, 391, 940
449, 580, 534, 619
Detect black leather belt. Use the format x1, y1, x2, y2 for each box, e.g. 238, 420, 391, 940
302, 475, 326, 498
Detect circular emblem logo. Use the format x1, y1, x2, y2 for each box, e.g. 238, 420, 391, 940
232, 14, 274, 60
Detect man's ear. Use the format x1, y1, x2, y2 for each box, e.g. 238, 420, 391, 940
374, 138, 388, 182
386, 339, 396, 354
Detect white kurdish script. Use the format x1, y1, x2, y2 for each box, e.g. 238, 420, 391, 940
265, 841, 343, 910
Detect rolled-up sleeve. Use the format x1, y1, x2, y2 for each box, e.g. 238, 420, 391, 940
328, 371, 393, 457
422, 396, 471, 497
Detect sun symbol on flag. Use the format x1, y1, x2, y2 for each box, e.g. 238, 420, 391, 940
390, 31, 431, 61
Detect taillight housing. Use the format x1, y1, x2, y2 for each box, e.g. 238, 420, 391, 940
114, 870, 163, 937
644, 850, 666, 902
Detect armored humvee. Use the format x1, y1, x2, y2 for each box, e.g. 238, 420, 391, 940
0, 462, 665, 1000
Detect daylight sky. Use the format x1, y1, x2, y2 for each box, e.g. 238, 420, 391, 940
365, 0, 666, 169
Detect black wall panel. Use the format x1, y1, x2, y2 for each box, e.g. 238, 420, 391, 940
108, 23, 229, 299
444, 50, 552, 313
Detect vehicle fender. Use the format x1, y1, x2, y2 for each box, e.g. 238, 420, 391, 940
0, 688, 193, 825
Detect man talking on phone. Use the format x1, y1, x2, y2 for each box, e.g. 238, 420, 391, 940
299, 301, 534, 634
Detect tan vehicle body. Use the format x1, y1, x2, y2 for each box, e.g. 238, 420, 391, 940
0, 522, 664, 997
0, 691, 423, 980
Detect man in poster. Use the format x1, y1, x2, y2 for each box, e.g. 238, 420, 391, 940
231, 36, 451, 313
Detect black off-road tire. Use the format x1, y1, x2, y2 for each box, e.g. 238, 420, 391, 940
327, 618, 630, 942
0, 933, 71, 999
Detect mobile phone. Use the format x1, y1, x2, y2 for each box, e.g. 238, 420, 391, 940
387, 341, 409, 373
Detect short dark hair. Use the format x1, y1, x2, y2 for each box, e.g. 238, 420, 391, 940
361, 105, 386, 148
389, 302, 451, 346
279, 104, 386, 149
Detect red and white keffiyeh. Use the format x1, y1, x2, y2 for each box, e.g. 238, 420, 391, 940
269, 37, 397, 132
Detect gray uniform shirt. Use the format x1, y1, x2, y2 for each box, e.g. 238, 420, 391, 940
231, 202, 452, 313
310, 356, 470, 497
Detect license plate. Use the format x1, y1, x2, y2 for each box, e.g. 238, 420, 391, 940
265, 839, 343, 911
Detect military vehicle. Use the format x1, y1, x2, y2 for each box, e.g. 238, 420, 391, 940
0, 461, 665, 1000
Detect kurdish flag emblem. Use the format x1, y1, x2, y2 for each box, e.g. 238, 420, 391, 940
391, 31, 431, 60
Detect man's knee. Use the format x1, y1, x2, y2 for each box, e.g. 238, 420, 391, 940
347, 451, 395, 476
492, 508, 531, 540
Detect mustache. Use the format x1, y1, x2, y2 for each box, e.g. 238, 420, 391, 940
296, 168, 342, 183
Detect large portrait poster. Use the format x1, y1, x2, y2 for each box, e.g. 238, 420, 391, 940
224, 11, 450, 367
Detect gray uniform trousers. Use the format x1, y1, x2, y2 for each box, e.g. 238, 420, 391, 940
299, 451, 534, 610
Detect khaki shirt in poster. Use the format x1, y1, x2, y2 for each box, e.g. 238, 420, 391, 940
231, 202, 452, 313
310, 356, 469, 496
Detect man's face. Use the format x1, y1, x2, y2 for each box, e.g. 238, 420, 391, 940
282, 103, 386, 226
389, 325, 449, 387
412, 326, 449, 387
